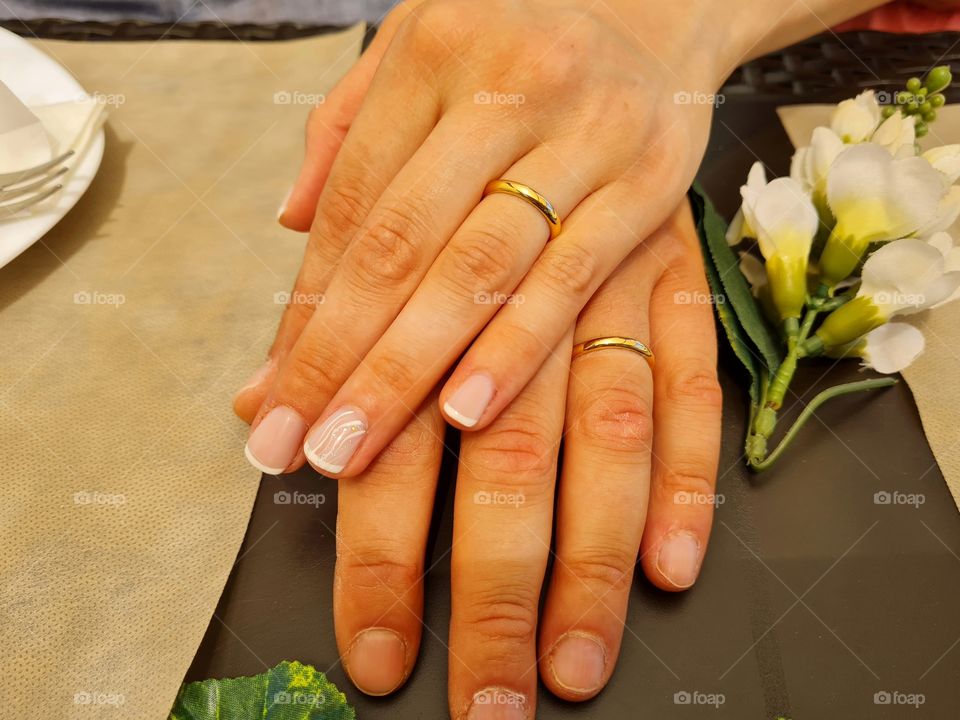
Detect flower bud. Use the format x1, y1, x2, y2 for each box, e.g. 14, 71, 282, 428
814, 296, 886, 348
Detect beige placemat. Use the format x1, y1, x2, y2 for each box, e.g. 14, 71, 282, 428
0, 26, 363, 719
779, 104, 960, 512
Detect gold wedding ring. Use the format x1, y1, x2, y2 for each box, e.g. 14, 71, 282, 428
483, 179, 561, 239
572, 336, 655, 369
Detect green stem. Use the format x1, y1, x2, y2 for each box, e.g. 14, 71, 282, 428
749, 378, 898, 471
764, 307, 819, 410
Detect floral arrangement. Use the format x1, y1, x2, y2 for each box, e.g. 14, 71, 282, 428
693, 66, 960, 471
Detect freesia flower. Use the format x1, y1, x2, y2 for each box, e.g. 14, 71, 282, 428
726, 162, 767, 245
854, 323, 925, 373
820, 144, 945, 284
871, 110, 916, 157
922, 144, 960, 184
927, 231, 960, 306
790, 127, 844, 222
831, 90, 881, 143
917, 185, 960, 238
812, 238, 960, 349
741, 173, 818, 319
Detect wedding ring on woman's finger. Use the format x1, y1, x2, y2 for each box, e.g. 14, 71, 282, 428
571, 336, 655, 369
483, 179, 561, 239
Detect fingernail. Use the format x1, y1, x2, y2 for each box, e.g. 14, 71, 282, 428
443, 374, 494, 428
467, 687, 526, 719
656, 530, 702, 589
303, 406, 367, 474
244, 405, 308, 475
277, 186, 292, 220
549, 632, 606, 693
345, 627, 406, 696
235, 358, 275, 398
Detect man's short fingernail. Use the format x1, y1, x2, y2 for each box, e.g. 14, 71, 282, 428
549, 632, 606, 693
443, 374, 494, 428
345, 627, 406, 696
656, 530, 702, 588
277, 186, 292, 220
467, 687, 526, 719
303, 406, 367, 474
244, 405, 307, 474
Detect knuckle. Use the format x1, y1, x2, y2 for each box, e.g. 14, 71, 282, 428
574, 386, 653, 452
349, 204, 425, 287
378, 417, 441, 468
656, 464, 715, 504
400, 0, 470, 59
563, 544, 637, 594
365, 352, 419, 400
287, 340, 342, 395
445, 226, 516, 293
662, 366, 723, 408
317, 176, 372, 242
460, 583, 539, 645
338, 549, 422, 595
467, 416, 557, 478
539, 244, 598, 298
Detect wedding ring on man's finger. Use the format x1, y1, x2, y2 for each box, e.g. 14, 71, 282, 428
572, 336, 655, 369
482, 179, 561, 239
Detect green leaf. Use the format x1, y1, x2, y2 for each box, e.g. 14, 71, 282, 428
169, 660, 356, 720
688, 187, 760, 405
690, 183, 782, 375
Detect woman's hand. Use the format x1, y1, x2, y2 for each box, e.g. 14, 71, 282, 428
328, 201, 722, 716
237, 0, 728, 478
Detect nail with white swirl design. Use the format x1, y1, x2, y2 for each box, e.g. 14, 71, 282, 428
303, 406, 368, 474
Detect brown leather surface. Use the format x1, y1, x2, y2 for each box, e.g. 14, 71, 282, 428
187, 96, 960, 719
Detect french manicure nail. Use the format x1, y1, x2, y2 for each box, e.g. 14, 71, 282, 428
277, 186, 292, 220
549, 632, 606, 693
656, 530, 702, 588
443, 374, 494, 428
467, 687, 526, 719
236, 358, 275, 397
345, 627, 406, 696
303, 406, 367, 474
244, 405, 308, 475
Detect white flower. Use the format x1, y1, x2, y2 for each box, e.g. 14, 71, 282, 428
814, 238, 960, 348
922, 144, 960, 185
791, 127, 844, 195
871, 111, 916, 157
917, 185, 960, 238
742, 175, 818, 319
858, 323, 925, 373
820, 143, 946, 283
927, 231, 960, 306
830, 90, 881, 143
726, 161, 767, 245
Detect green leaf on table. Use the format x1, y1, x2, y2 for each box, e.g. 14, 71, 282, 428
689, 184, 782, 376
689, 186, 761, 404
169, 660, 356, 720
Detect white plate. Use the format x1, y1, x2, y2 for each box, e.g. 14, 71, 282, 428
0, 27, 105, 269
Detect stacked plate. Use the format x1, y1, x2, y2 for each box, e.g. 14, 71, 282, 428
0, 27, 105, 269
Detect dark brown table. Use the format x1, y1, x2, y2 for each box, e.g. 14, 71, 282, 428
183, 91, 960, 719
